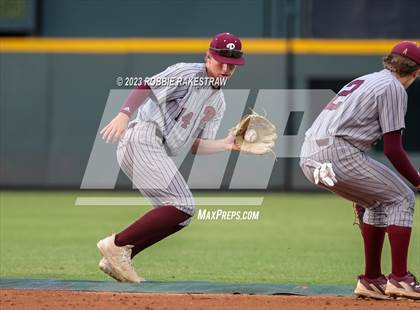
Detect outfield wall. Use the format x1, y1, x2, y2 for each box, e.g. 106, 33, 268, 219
2, 0, 419, 39
1, 39, 419, 189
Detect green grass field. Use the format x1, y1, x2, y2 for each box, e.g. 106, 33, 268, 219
0, 191, 419, 285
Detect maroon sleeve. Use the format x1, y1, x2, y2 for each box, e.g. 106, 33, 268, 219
383, 130, 420, 187
119, 83, 151, 117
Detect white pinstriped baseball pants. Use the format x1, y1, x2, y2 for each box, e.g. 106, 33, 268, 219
117, 122, 195, 225
300, 138, 415, 227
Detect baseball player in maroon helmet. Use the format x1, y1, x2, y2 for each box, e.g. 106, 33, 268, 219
97, 33, 245, 282
300, 41, 420, 299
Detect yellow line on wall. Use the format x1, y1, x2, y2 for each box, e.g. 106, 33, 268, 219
290, 39, 418, 55
0, 38, 287, 54
0, 37, 418, 54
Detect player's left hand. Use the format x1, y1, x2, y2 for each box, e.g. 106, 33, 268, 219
224, 133, 240, 151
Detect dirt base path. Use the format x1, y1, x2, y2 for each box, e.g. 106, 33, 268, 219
1, 289, 419, 310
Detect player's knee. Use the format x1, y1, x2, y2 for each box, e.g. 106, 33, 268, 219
403, 189, 415, 217
403, 189, 415, 208
179, 216, 193, 227
386, 190, 415, 227
392, 186, 415, 209
175, 198, 195, 227
187, 202, 196, 220
178, 207, 195, 227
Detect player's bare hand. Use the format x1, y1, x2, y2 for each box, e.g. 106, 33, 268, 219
224, 133, 240, 151
100, 112, 129, 143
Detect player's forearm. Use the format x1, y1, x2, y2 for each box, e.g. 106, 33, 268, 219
383, 131, 420, 187
191, 138, 231, 155
119, 83, 151, 117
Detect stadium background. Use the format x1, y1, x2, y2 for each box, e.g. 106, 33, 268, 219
1, 2, 420, 306
1, 0, 419, 191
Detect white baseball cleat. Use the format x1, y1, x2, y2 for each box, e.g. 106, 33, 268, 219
98, 257, 126, 282
97, 234, 144, 283
354, 274, 389, 300
385, 272, 420, 299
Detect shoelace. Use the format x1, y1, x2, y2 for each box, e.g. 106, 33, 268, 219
359, 275, 387, 288
410, 278, 420, 289
373, 278, 387, 288
409, 280, 420, 289
406, 272, 420, 289
121, 247, 133, 266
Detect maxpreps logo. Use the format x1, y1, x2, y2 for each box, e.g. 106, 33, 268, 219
197, 209, 260, 221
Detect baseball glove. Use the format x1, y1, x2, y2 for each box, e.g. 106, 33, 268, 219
230, 111, 277, 155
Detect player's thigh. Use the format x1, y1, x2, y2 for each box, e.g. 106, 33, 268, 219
300, 157, 368, 204
117, 127, 171, 188
119, 138, 195, 214
336, 154, 412, 207
140, 153, 195, 216
302, 151, 412, 208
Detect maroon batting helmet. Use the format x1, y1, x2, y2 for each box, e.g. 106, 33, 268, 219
209, 32, 245, 65
391, 41, 420, 65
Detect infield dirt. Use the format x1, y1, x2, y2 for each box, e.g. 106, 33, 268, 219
1, 289, 419, 310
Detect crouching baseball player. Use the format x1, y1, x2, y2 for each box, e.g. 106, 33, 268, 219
96, 33, 277, 283
300, 41, 420, 300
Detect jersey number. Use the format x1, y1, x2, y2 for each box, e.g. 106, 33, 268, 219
200, 106, 216, 124
325, 79, 365, 110
178, 106, 216, 129
180, 111, 193, 129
